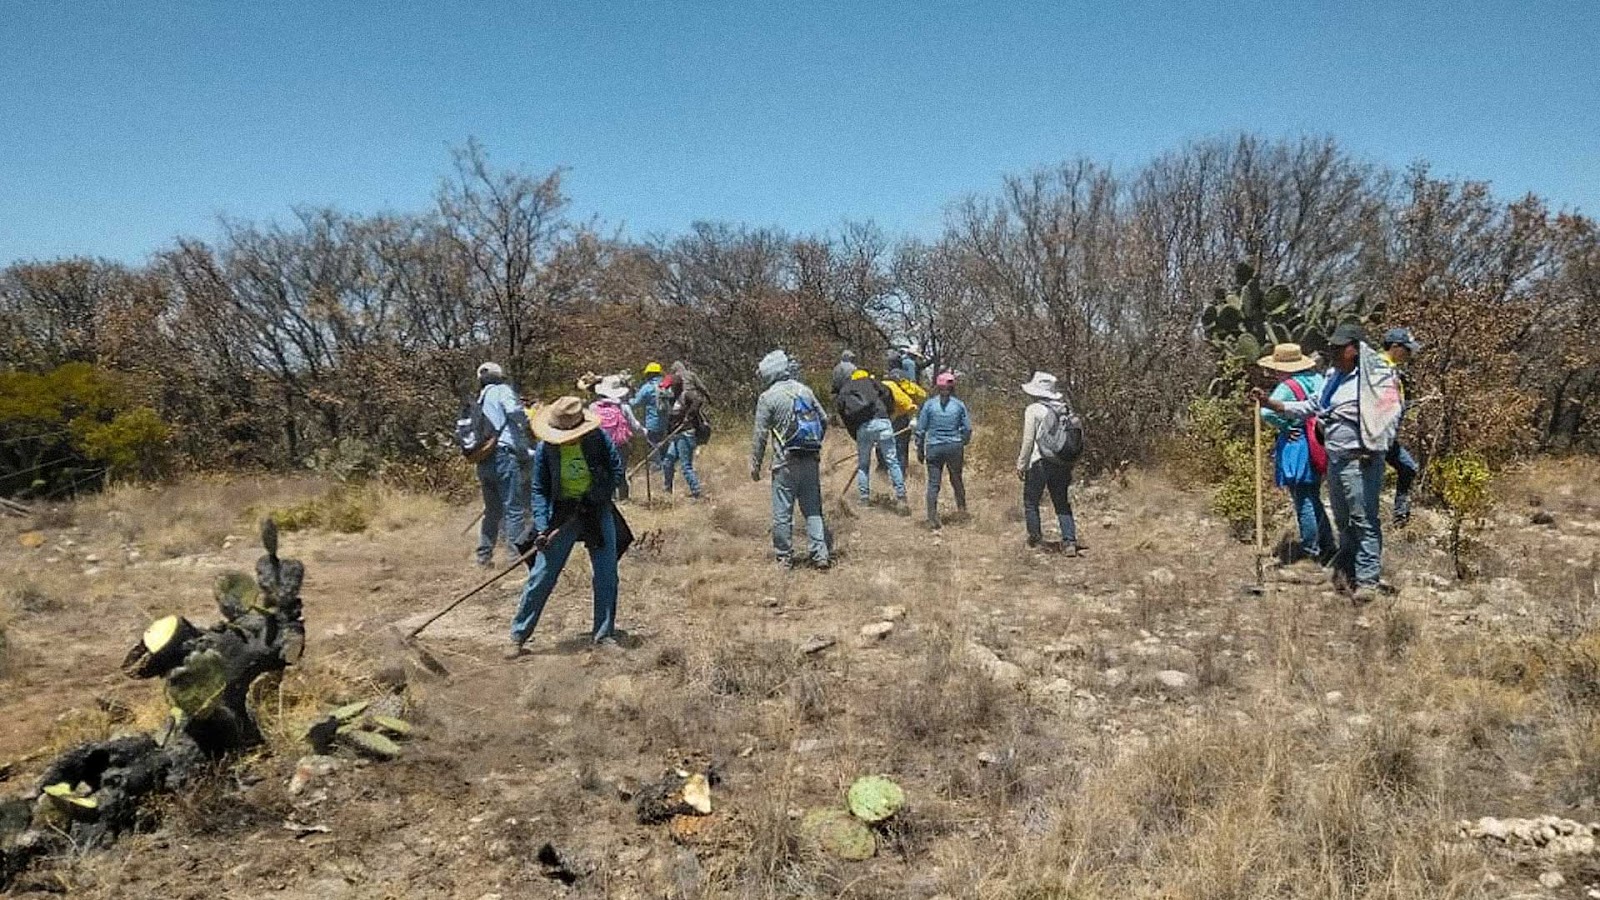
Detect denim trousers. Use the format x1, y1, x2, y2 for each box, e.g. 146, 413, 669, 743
924, 443, 967, 525
1023, 460, 1076, 545
1387, 443, 1418, 518
1287, 480, 1335, 561
476, 446, 529, 563
772, 453, 829, 563
662, 434, 702, 497
510, 507, 619, 643
855, 418, 906, 501
1327, 453, 1385, 587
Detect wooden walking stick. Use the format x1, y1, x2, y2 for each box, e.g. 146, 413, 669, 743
1253, 395, 1265, 585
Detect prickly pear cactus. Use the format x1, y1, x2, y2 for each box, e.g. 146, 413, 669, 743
1201, 262, 1383, 386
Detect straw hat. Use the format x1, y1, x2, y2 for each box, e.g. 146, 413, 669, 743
594, 375, 630, 402
1021, 372, 1062, 401
1257, 343, 1316, 373
533, 396, 601, 444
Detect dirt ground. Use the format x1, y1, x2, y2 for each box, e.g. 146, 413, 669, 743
3, 440, 1600, 899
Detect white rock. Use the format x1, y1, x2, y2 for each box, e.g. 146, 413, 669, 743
83, 553, 101, 564
876, 605, 907, 621
1153, 670, 1194, 691
859, 621, 895, 640
1101, 667, 1128, 688
1539, 871, 1565, 889
1145, 568, 1177, 588
1324, 691, 1344, 706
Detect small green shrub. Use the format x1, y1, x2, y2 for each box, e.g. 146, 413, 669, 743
267, 486, 372, 534
1431, 452, 1493, 579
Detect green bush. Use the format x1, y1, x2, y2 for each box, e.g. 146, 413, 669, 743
0, 363, 172, 497
1165, 395, 1264, 540
1430, 452, 1494, 579
267, 486, 373, 534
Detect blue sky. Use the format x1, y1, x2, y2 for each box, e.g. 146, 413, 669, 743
1, 0, 1596, 263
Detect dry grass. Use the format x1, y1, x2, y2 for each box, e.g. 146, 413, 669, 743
80, 476, 321, 557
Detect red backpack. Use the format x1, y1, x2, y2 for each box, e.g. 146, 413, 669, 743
1282, 377, 1328, 475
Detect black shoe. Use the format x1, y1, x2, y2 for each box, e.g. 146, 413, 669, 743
813, 558, 833, 571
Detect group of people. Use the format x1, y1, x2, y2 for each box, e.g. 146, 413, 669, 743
467, 345, 1089, 655
467, 320, 1418, 655
1255, 324, 1421, 604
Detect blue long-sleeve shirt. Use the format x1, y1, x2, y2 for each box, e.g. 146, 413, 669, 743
632, 376, 665, 433
915, 395, 972, 449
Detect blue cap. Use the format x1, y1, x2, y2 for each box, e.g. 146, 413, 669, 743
1382, 327, 1422, 352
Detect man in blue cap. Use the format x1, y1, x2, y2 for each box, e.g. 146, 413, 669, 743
1381, 327, 1423, 527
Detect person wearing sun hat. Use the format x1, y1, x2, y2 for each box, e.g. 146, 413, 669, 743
505, 396, 630, 656
1259, 323, 1389, 604
915, 371, 973, 529
468, 361, 533, 568
1016, 371, 1080, 554
590, 376, 645, 502
1258, 343, 1334, 566
1380, 327, 1423, 527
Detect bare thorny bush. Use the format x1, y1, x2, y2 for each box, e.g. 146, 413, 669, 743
2, 135, 1597, 495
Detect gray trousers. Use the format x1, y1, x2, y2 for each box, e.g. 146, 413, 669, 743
773, 453, 829, 564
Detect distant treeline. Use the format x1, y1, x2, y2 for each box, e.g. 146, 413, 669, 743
1, 134, 1596, 494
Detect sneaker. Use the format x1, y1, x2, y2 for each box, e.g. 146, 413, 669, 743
812, 558, 833, 571
593, 636, 623, 652
502, 642, 529, 660
776, 556, 794, 570
1057, 544, 1080, 558
1351, 585, 1381, 606
1393, 512, 1411, 528
894, 500, 911, 517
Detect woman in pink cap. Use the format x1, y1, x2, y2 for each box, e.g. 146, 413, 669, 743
914, 371, 973, 529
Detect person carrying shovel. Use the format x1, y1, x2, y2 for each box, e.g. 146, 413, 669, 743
750, 349, 832, 570
505, 396, 631, 657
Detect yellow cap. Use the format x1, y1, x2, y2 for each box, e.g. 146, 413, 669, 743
851, 369, 871, 380
644, 362, 663, 376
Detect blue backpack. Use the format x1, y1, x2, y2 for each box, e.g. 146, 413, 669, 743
784, 394, 826, 454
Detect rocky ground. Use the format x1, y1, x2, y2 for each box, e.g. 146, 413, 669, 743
2, 445, 1599, 899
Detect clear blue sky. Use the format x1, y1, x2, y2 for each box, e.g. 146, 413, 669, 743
2, 0, 1596, 264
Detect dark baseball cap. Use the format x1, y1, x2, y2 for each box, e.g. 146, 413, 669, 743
1382, 327, 1422, 352
1326, 323, 1366, 347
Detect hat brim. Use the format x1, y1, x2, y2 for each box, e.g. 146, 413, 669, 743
1257, 354, 1316, 373
1021, 383, 1062, 400
532, 406, 602, 444
595, 386, 630, 401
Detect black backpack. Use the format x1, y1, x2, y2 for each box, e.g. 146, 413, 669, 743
1036, 401, 1085, 466
837, 380, 881, 431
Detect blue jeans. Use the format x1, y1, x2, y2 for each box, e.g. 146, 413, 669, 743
855, 418, 906, 502
772, 453, 828, 564
1023, 460, 1076, 545
1327, 453, 1385, 587
1387, 443, 1418, 520
476, 447, 529, 564
663, 433, 701, 497
924, 443, 967, 525
510, 507, 619, 643
1288, 480, 1335, 561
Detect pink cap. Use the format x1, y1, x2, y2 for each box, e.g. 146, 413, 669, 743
935, 372, 956, 387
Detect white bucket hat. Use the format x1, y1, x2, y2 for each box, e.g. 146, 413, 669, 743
1021, 372, 1062, 401
594, 375, 630, 401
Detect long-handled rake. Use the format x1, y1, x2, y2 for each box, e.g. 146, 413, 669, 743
394, 521, 573, 676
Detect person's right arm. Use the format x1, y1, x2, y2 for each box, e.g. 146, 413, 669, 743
530, 444, 552, 533
1016, 404, 1039, 474
750, 393, 773, 478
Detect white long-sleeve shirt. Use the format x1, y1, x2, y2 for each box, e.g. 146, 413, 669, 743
1017, 401, 1052, 469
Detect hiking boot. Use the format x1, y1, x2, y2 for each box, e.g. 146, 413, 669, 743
894, 499, 911, 517
593, 636, 623, 652
502, 642, 529, 661
812, 558, 832, 571
1392, 511, 1411, 528
1351, 585, 1381, 606
1057, 543, 1080, 558
776, 556, 794, 571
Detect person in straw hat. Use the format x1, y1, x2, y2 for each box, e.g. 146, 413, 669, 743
1257, 343, 1334, 567
1016, 371, 1081, 554
590, 375, 645, 502
506, 395, 631, 656
468, 361, 533, 568
1257, 323, 1389, 604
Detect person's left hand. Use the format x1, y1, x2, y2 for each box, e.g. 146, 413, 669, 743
750, 467, 761, 482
